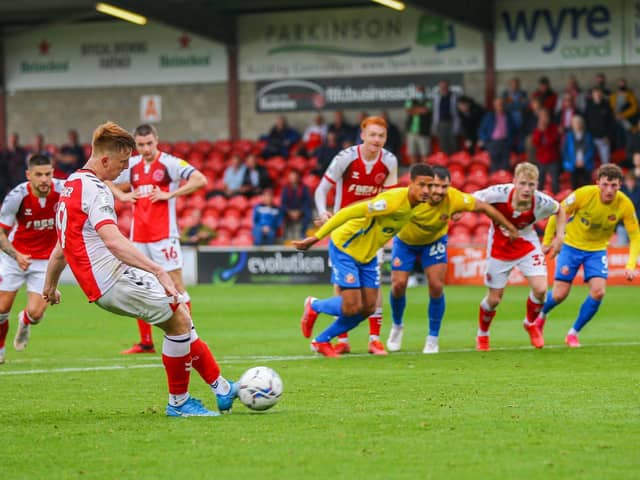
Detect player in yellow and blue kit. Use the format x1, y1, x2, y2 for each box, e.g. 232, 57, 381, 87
386, 166, 519, 354
539, 164, 640, 347
293, 164, 434, 357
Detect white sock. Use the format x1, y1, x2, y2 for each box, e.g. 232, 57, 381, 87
477, 330, 490, 337
211, 376, 231, 395
337, 337, 349, 344
169, 392, 190, 407
427, 335, 439, 343
568, 328, 578, 336
369, 335, 380, 341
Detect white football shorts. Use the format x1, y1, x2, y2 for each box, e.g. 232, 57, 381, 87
0, 253, 48, 294
96, 267, 179, 325
133, 237, 183, 272
484, 248, 548, 289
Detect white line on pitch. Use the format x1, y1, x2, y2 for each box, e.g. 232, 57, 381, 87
1, 341, 638, 376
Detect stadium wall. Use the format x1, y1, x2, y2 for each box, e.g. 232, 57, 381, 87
6, 83, 229, 144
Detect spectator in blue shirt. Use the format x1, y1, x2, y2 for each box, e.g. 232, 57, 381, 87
280, 169, 313, 239
223, 153, 247, 197
252, 189, 281, 245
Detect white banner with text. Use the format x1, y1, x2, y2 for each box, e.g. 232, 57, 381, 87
4, 21, 227, 91
238, 6, 485, 80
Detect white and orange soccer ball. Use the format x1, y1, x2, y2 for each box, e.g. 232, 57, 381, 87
238, 366, 283, 411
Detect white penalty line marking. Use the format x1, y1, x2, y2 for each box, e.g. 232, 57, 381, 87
1, 341, 639, 376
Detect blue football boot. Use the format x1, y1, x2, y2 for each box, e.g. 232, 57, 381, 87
216, 381, 239, 413
166, 396, 220, 417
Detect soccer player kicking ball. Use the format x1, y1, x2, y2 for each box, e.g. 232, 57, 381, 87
0, 155, 64, 364
294, 164, 433, 357
108, 124, 207, 355
43, 122, 237, 417
472, 162, 566, 351
386, 166, 518, 354
537, 164, 639, 347
313, 116, 398, 355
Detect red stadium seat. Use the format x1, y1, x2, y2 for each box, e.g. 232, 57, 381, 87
223, 207, 242, 219
305, 132, 323, 152
202, 215, 219, 230
398, 172, 411, 186
234, 139, 255, 156
556, 188, 573, 202
449, 151, 472, 169
213, 139, 233, 155
219, 216, 240, 235
466, 169, 489, 189
192, 140, 214, 155
206, 195, 227, 212
173, 141, 192, 158
227, 195, 250, 213
288, 155, 308, 174
489, 169, 513, 185
471, 151, 491, 168
302, 174, 321, 193
83, 143, 92, 159
157, 141, 173, 154
450, 169, 465, 189
427, 152, 449, 167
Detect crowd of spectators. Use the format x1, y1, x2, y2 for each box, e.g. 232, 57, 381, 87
3, 71, 640, 247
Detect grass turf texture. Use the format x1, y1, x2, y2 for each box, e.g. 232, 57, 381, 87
1, 284, 638, 479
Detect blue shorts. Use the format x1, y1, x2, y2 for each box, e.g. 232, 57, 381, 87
554, 243, 608, 282
390, 235, 448, 272
329, 240, 380, 289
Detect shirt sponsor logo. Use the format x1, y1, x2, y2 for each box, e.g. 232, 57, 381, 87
152, 169, 165, 182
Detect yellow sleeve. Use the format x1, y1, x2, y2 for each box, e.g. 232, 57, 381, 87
314, 201, 369, 240
622, 203, 640, 269
543, 214, 557, 246
450, 188, 476, 213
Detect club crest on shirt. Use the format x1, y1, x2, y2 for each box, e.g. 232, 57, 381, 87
608, 214, 616, 222
152, 169, 165, 182
440, 214, 449, 221
374, 173, 386, 184
345, 273, 356, 284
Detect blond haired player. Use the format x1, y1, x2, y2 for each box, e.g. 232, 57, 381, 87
312, 115, 398, 355
537, 164, 639, 347
472, 162, 566, 351
296, 164, 433, 357
108, 124, 207, 354
386, 165, 518, 354
44, 121, 237, 416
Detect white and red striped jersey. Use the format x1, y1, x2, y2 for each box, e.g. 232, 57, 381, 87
114, 152, 195, 243
323, 145, 398, 211
0, 179, 65, 259
473, 184, 559, 261
56, 169, 127, 302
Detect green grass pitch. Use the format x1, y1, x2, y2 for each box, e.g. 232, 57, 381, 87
1, 284, 638, 479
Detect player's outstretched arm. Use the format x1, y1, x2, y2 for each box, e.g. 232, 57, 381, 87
474, 200, 519, 240
313, 177, 333, 225
97, 224, 178, 297
292, 236, 319, 251
43, 241, 67, 305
